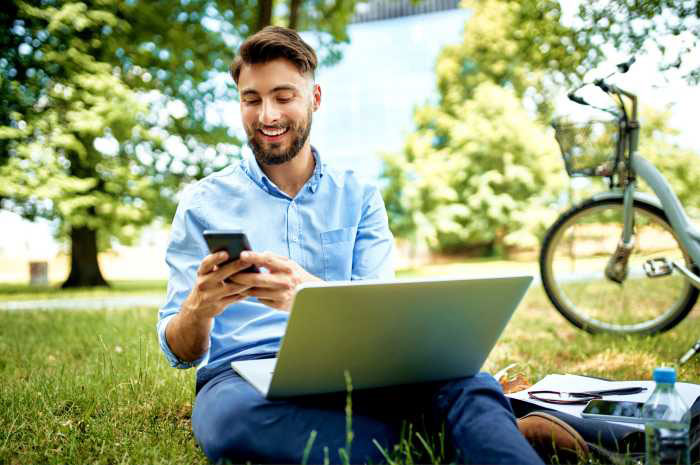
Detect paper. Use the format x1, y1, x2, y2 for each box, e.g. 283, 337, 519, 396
507, 374, 700, 428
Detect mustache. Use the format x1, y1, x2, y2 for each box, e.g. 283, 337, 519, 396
252, 122, 290, 131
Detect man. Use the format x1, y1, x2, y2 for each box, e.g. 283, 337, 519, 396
158, 26, 543, 464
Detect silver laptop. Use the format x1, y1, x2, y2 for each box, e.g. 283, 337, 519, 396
231, 274, 532, 398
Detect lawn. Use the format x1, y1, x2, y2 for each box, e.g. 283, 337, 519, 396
2, 274, 700, 464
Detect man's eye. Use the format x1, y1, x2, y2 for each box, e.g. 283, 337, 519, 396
277, 97, 292, 103
244, 99, 261, 105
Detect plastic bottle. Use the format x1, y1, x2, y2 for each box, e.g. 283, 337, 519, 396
642, 367, 690, 465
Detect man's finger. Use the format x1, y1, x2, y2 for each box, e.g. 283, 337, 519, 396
245, 288, 279, 300
198, 251, 229, 276
219, 294, 248, 308
214, 258, 258, 282
240, 251, 293, 273
211, 282, 250, 300
231, 271, 290, 290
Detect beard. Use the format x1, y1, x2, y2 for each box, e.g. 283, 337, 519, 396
245, 108, 313, 166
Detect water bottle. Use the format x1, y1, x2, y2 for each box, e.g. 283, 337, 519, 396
642, 367, 690, 465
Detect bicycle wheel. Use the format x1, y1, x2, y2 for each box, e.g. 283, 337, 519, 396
540, 197, 698, 334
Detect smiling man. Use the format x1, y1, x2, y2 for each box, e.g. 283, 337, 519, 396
157, 26, 543, 464
239, 59, 316, 168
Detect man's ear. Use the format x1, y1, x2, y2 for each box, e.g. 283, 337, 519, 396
312, 83, 321, 112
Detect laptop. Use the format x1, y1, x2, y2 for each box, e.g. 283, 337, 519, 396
231, 274, 532, 398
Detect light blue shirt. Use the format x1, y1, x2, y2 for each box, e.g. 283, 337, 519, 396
157, 148, 395, 379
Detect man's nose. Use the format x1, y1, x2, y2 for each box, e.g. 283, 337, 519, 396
259, 99, 281, 125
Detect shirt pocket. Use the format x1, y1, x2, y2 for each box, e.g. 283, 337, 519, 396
320, 226, 357, 281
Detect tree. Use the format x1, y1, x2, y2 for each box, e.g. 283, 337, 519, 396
433, 0, 594, 122
576, 1, 700, 84
382, 0, 590, 256
1, 1, 234, 287
383, 83, 564, 255
384, 0, 700, 257
0, 0, 359, 287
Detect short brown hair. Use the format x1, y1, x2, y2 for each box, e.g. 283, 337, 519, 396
230, 26, 318, 84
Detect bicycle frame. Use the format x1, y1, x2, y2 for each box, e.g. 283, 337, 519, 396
627, 156, 700, 274
602, 82, 700, 287
545, 62, 700, 350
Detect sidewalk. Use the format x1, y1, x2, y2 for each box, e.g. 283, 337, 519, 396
0, 294, 164, 311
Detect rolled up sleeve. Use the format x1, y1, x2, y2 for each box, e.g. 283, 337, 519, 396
157, 190, 211, 369
351, 186, 396, 280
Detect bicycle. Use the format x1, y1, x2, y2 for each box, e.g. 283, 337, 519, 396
538, 58, 700, 361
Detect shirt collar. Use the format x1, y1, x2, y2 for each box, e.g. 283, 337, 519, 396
241, 146, 324, 196
308, 146, 324, 193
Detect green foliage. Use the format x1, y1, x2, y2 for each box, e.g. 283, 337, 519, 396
285, 0, 358, 66
576, 1, 700, 84
636, 106, 700, 217
383, 0, 582, 255
212, 0, 357, 66
383, 0, 700, 256
1, 0, 360, 285
0, 0, 238, 248
383, 83, 564, 255
435, 0, 592, 120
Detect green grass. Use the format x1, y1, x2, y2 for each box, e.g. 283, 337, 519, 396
0, 307, 198, 464
2, 279, 700, 464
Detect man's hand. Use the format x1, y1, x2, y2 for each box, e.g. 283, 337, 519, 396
166, 251, 254, 362
231, 251, 322, 311
182, 251, 254, 319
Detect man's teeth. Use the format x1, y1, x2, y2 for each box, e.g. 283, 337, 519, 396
261, 127, 287, 136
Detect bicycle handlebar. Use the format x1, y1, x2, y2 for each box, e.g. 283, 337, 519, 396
567, 92, 588, 106
564, 57, 640, 163
567, 59, 639, 123
616, 56, 636, 74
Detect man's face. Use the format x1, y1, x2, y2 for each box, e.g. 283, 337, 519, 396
237, 59, 320, 166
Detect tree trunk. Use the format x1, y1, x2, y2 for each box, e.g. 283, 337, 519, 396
288, 0, 302, 29
61, 226, 109, 288
256, 0, 274, 32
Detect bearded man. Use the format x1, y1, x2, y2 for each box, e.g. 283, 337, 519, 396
157, 26, 543, 465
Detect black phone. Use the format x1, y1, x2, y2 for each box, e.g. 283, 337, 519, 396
203, 230, 260, 273
581, 399, 646, 424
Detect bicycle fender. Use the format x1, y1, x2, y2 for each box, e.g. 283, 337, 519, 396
589, 191, 663, 210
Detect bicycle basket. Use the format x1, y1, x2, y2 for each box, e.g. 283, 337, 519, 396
552, 119, 618, 177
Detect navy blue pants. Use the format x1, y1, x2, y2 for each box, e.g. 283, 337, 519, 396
192, 369, 543, 464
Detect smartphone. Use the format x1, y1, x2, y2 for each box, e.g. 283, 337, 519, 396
203, 229, 260, 273
581, 399, 646, 424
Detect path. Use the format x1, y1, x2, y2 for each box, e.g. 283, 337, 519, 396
0, 295, 164, 311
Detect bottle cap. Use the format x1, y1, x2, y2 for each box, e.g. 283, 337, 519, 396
653, 367, 676, 384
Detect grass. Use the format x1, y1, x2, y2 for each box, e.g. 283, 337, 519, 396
0, 307, 198, 464
2, 275, 700, 464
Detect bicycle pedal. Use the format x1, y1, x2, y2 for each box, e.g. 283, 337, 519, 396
643, 258, 673, 277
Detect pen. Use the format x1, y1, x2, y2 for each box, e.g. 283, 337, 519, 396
584, 387, 647, 396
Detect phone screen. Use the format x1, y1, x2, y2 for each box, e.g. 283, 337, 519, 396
582, 400, 644, 418
203, 230, 259, 273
